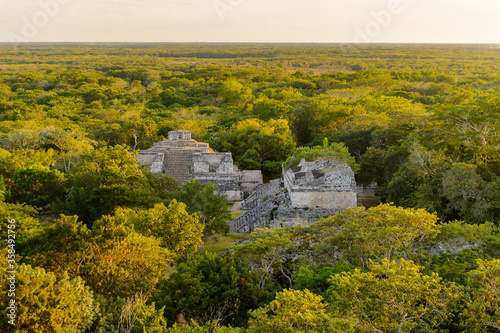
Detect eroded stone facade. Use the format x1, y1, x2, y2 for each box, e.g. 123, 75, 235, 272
230, 159, 357, 233
283, 159, 357, 209
137, 131, 263, 201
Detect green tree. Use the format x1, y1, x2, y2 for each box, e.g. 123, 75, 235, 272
157, 253, 263, 327
433, 221, 500, 259
9, 164, 66, 207
0, 264, 98, 332
283, 141, 357, 171
326, 259, 462, 333
175, 180, 231, 237
247, 289, 357, 333
0, 148, 58, 191
122, 116, 158, 151
430, 96, 500, 165
308, 97, 364, 137
293, 263, 358, 295
234, 228, 295, 289
422, 250, 489, 286
85, 218, 171, 297
251, 98, 294, 121
0, 198, 39, 246
113, 201, 203, 260
323, 129, 375, 161
152, 173, 181, 201
41, 127, 95, 172
386, 145, 449, 217
318, 204, 440, 268
218, 79, 253, 107
0, 129, 42, 151
442, 163, 500, 223
65, 145, 160, 223
24, 213, 171, 298
462, 259, 500, 332
163, 320, 243, 333
356, 147, 405, 194
222, 118, 296, 175
21, 215, 90, 278
117, 292, 168, 333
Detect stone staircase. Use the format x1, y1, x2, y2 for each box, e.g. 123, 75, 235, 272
240, 184, 264, 210
235, 180, 283, 233
234, 199, 277, 233
164, 150, 192, 185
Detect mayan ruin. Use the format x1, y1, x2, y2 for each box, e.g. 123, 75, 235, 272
137, 131, 263, 201
231, 158, 358, 233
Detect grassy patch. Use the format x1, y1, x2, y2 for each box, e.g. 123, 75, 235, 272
201, 233, 248, 254
230, 210, 245, 219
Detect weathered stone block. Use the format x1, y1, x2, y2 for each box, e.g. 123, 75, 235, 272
168, 130, 191, 140
289, 191, 357, 209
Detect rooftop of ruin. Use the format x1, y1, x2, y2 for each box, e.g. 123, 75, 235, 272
140, 131, 211, 154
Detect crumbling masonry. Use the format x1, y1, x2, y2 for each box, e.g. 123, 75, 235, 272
137, 131, 263, 201
231, 159, 358, 233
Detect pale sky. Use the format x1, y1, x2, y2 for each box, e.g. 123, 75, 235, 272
1, 0, 499, 43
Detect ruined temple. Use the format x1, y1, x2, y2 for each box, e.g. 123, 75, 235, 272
231, 159, 358, 233
137, 131, 263, 201
283, 159, 357, 209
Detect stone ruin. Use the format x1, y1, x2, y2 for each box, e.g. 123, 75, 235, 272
283, 159, 357, 209
137, 131, 263, 201
230, 159, 358, 233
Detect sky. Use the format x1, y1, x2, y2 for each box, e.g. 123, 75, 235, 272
1, 0, 500, 43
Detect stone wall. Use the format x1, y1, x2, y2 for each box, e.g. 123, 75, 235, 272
289, 191, 357, 209
284, 159, 357, 209
163, 149, 192, 184
239, 170, 264, 198
168, 130, 191, 140
216, 154, 234, 174
191, 153, 234, 174
234, 199, 277, 232
222, 190, 243, 202
150, 154, 164, 174
284, 159, 356, 192
191, 154, 210, 173
234, 179, 283, 232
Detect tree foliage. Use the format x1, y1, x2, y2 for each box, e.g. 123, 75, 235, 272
174, 180, 231, 237
318, 204, 440, 268
283, 140, 357, 171
462, 259, 500, 332
65, 145, 160, 223
221, 118, 296, 175
0, 264, 98, 332
1, 43, 500, 330
248, 289, 357, 333
157, 253, 264, 327
326, 259, 462, 333
113, 201, 203, 260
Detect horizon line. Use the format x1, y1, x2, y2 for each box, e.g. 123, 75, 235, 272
1, 41, 500, 45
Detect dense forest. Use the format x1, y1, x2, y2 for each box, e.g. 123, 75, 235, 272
0, 43, 499, 332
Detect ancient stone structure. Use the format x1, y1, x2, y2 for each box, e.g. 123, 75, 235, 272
283, 159, 357, 209
230, 159, 357, 233
137, 131, 263, 201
